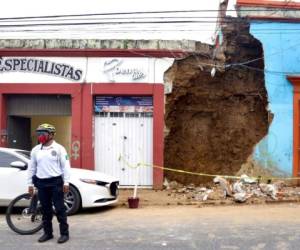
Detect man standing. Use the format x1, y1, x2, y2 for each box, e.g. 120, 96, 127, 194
27, 123, 71, 244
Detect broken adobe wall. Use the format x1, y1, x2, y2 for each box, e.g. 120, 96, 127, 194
164, 17, 270, 185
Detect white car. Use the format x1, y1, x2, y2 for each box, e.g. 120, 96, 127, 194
0, 147, 119, 214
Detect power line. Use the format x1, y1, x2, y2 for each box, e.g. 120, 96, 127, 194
0, 8, 299, 21
3, 20, 300, 30
0, 29, 217, 32
0, 18, 294, 27
2, 22, 300, 37
0, 35, 298, 78
236, 64, 300, 76
1, 15, 293, 24
6, 14, 300, 29
0, 19, 254, 28
0, 10, 228, 21
3, 29, 300, 35
5, 11, 300, 29
0, 16, 224, 23
0, 20, 251, 29
115, 49, 300, 78
3, 25, 300, 32
2, 14, 299, 25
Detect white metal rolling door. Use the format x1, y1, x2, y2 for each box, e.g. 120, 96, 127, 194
94, 112, 153, 186
94, 113, 122, 182
123, 114, 153, 186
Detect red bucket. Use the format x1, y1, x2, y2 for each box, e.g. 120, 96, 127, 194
128, 197, 139, 208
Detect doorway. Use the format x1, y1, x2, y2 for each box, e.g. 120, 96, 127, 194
8, 116, 31, 150
94, 96, 153, 186
6, 94, 71, 152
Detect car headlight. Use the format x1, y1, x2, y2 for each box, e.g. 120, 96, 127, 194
80, 179, 109, 186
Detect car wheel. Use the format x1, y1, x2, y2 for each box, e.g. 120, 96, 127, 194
64, 185, 81, 215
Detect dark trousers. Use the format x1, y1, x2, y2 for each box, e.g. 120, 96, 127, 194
36, 176, 69, 236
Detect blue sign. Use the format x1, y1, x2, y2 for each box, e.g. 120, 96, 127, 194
95, 96, 152, 107
94, 96, 153, 113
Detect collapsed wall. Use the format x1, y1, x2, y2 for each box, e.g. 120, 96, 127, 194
164, 17, 269, 185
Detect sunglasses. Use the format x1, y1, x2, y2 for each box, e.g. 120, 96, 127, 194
36, 131, 50, 135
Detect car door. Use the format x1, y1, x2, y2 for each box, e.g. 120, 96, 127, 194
0, 151, 28, 204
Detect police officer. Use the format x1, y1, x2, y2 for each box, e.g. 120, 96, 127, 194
27, 123, 71, 244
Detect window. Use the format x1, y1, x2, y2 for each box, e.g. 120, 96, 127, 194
141, 112, 153, 118
0, 152, 20, 168
16, 150, 30, 160
110, 112, 124, 117
97, 112, 108, 118
125, 112, 139, 118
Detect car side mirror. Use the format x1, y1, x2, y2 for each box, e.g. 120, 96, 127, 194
10, 161, 27, 170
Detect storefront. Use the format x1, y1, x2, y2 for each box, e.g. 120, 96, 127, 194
0, 48, 184, 188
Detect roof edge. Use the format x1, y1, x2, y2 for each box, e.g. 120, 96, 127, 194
0, 48, 191, 58
236, 0, 300, 9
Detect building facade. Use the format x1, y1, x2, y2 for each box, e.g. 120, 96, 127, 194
0, 41, 192, 188
236, 0, 300, 177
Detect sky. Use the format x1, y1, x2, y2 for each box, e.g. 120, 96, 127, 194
0, 0, 237, 43
1, 1, 300, 43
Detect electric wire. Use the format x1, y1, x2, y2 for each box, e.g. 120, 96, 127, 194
1, 8, 300, 21
2, 26, 300, 33
0, 16, 240, 23
1, 17, 300, 30
235, 64, 300, 76
0, 8, 299, 68
0, 20, 251, 28
1, 27, 300, 69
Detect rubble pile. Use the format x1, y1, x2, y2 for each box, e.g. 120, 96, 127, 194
163, 176, 300, 205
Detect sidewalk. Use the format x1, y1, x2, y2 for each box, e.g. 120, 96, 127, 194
118, 185, 300, 208
118, 189, 188, 207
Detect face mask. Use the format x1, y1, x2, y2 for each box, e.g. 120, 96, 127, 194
37, 134, 49, 144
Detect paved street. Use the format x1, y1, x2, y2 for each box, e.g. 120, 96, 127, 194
1, 204, 300, 250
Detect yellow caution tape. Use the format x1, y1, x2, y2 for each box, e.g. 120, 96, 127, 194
118, 155, 300, 181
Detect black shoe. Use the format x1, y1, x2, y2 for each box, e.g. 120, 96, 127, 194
57, 235, 69, 244
38, 234, 53, 243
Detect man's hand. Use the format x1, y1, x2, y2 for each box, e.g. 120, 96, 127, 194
28, 186, 34, 196
63, 184, 70, 193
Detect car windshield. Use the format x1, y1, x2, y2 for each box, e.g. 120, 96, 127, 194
16, 150, 30, 159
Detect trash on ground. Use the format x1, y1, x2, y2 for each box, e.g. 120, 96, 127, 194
213, 176, 233, 197
240, 174, 257, 184
259, 183, 277, 200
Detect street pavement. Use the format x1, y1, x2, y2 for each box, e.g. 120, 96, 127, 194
1, 204, 300, 250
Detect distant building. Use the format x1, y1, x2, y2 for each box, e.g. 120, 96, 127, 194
236, 0, 300, 177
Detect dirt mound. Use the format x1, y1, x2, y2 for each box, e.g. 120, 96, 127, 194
164, 17, 269, 185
